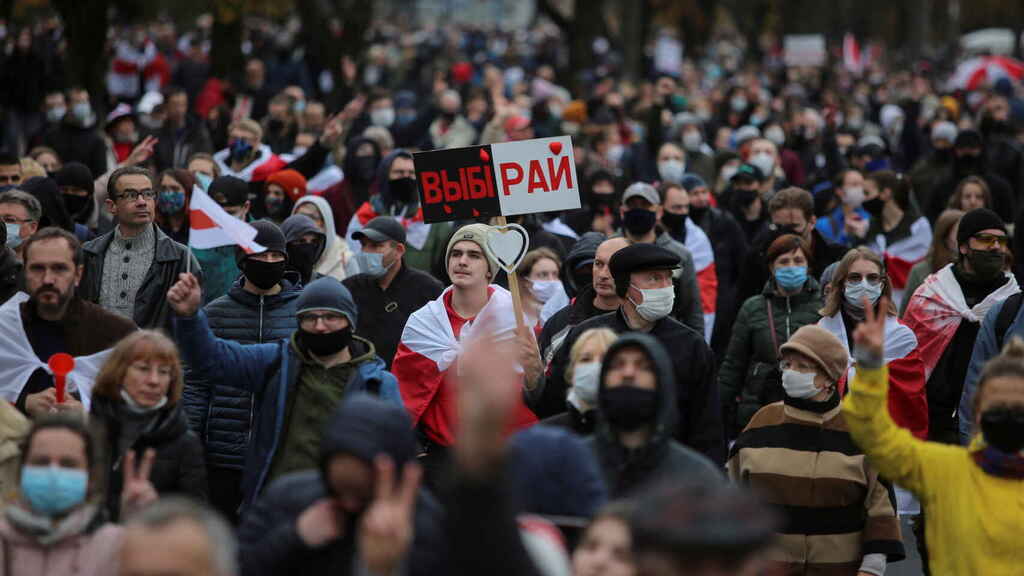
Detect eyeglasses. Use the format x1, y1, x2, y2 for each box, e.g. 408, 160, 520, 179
114, 188, 157, 201
846, 272, 883, 286
0, 215, 35, 224
972, 233, 1009, 250
298, 312, 347, 330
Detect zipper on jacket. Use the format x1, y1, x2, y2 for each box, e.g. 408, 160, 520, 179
785, 296, 792, 340
248, 295, 265, 446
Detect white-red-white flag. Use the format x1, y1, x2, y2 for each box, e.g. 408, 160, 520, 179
843, 33, 863, 75
189, 185, 266, 254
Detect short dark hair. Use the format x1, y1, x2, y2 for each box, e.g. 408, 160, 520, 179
867, 170, 913, 211
768, 187, 814, 220
23, 226, 83, 266
0, 153, 20, 167
766, 233, 812, 267
107, 166, 156, 201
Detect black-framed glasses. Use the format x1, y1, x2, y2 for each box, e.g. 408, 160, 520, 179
973, 233, 1009, 250
298, 312, 347, 330
114, 188, 157, 201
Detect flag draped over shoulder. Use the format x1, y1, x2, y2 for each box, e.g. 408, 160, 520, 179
392, 285, 538, 446
868, 216, 932, 306
903, 264, 1019, 380
684, 218, 717, 344
188, 185, 267, 253
0, 293, 110, 411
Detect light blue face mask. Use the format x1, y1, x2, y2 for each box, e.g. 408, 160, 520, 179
774, 266, 807, 291
194, 172, 212, 192
845, 280, 883, 309
5, 223, 21, 248
21, 466, 88, 516
355, 251, 394, 278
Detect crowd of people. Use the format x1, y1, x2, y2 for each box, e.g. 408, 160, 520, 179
1, 11, 1024, 576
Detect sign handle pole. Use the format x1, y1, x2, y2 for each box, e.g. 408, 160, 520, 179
496, 216, 526, 331
186, 244, 192, 276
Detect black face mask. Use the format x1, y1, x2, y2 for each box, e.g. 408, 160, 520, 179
301, 326, 353, 357
965, 248, 1006, 281
732, 187, 759, 207
957, 153, 983, 176
660, 211, 688, 233
243, 259, 286, 290
622, 209, 657, 236
933, 147, 954, 164
389, 177, 417, 204
602, 386, 658, 432
288, 242, 322, 284
351, 156, 379, 184
62, 194, 91, 220
980, 406, 1024, 453
862, 197, 885, 217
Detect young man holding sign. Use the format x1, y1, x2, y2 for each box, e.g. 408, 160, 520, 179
391, 223, 542, 487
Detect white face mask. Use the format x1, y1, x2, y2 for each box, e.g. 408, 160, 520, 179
531, 280, 562, 304
371, 107, 395, 128
749, 152, 775, 178
629, 284, 675, 322
765, 127, 786, 147
682, 130, 703, 152
782, 369, 819, 399
721, 164, 738, 182
842, 186, 865, 207
657, 159, 685, 184
572, 361, 601, 405
845, 280, 882, 309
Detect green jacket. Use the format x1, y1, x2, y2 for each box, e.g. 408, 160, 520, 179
718, 277, 822, 437
405, 221, 452, 274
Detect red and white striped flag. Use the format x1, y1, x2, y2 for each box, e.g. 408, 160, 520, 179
189, 185, 265, 254
843, 33, 863, 75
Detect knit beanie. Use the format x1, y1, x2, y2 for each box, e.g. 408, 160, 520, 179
779, 325, 849, 383
266, 169, 307, 202
238, 220, 288, 264
295, 277, 358, 331
446, 223, 498, 279
957, 208, 1006, 247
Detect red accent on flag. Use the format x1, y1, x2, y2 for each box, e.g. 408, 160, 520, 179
189, 208, 218, 230
884, 254, 916, 290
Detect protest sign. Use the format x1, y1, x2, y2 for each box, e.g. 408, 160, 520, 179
414, 135, 580, 224
784, 35, 827, 67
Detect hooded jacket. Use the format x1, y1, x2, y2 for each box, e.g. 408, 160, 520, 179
20, 177, 74, 234
718, 277, 822, 437
281, 213, 326, 285
91, 396, 207, 521
548, 309, 724, 464
172, 310, 401, 509
42, 119, 108, 179
345, 150, 452, 273
586, 333, 723, 497
183, 273, 303, 470
237, 394, 448, 576
506, 425, 608, 518
293, 195, 354, 281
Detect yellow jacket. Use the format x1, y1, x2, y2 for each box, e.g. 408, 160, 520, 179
843, 365, 1024, 576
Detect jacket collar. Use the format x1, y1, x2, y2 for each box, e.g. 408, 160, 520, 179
85, 224, 181, 263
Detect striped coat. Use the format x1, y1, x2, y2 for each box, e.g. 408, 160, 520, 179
728, 398, 904, 575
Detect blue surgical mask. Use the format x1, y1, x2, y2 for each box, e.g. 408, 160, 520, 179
157, 189, 186, 214
355, 251, 393, 278
21, 466, 88, 515
194, 172, 212, 192
774, 266, 807, 291
229, 139, 254, 163
71, 102, 91, 123
5, 223, 21, 248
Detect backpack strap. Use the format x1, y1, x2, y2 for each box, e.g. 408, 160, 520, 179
765, 297, 780, 360
995, 292, 1024, 350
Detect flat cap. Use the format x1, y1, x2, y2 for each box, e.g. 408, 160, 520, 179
352, 216, 406, 244
609, 243, 680, 297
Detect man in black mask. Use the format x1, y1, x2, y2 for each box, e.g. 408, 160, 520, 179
345, 149, 451, 273
930, 130, 1015, 222
281, 213, 326, 286
724, 163, 768, 243
182, 220, 303, 522
587, 333, 722, 497
168, 274, 401, 512
54, 162, 96, 232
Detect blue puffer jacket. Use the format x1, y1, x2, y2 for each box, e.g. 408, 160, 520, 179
183, 273, 302, 470
173, 310, 402, 510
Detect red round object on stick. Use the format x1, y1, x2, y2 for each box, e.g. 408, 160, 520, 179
48, 353, 74, 404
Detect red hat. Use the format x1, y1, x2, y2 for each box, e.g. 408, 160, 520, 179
504, 115, 531, 134
265, 169, 307, 202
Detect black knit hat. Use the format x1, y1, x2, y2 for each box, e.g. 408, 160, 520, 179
208, 176, 249, 207
957, 208, 1006, 247
295, 277, 358, 330
238, 220, 288, 263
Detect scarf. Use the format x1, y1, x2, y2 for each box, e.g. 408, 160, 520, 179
5, 503, 99, 547
971, 442, 1024, 479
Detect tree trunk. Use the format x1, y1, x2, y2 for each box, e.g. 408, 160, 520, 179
52, 0, 109, 104
211, 0, 245, 81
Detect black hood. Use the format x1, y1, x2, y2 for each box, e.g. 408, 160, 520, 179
563, 231, 605, 296
596, 332, 677, 454
21, 176, 74, 233
318, 393, 417, 482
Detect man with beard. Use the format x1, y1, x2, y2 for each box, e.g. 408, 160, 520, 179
168, 274, 401, 511
928, 130, 1014, 223
11, 227, 136, 417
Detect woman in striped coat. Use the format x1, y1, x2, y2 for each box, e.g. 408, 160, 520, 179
728, 324, 904, 575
